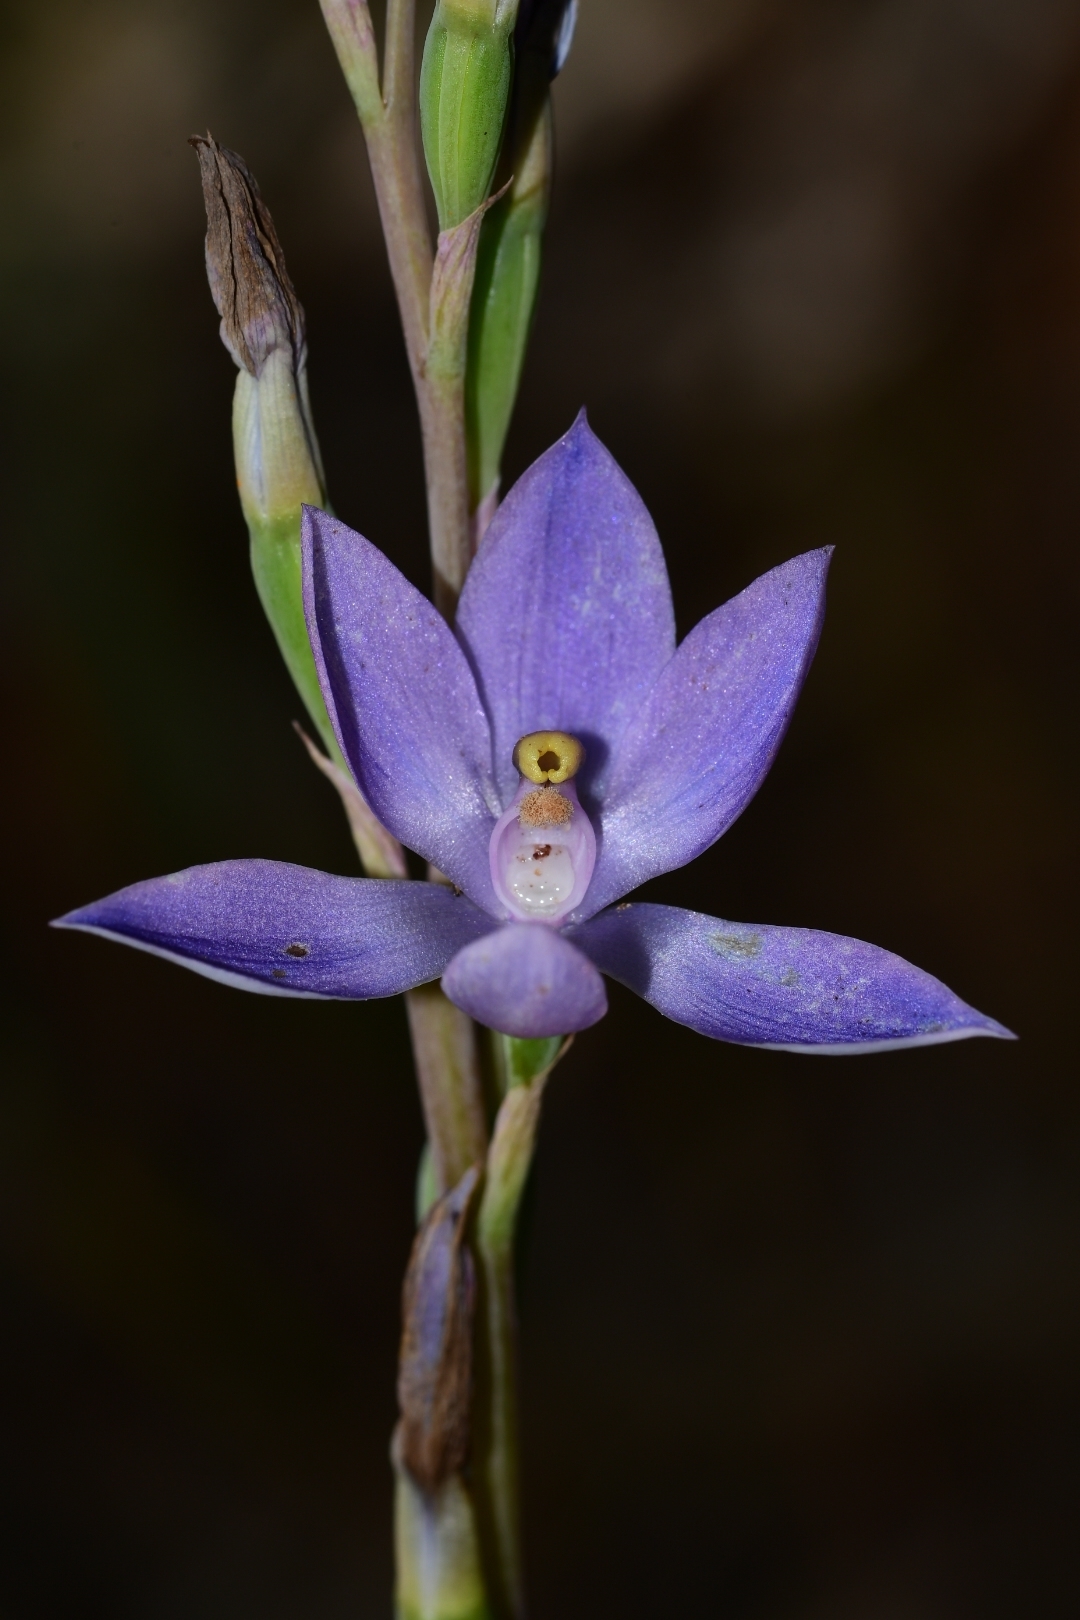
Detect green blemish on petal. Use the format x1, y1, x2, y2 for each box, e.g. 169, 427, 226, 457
709, 930, 763, 960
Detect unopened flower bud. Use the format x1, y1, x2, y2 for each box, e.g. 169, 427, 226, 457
190, 135, 331, 749
420, 0, 520, 231
393, 1174, 487, 1620
397, 1165, 480, 1492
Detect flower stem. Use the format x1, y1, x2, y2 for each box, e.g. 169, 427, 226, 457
472, 1037, 571, 1618
405, 982, 489, 1196
320, 0, 473, 615
321, 0, 488, 1194
393, 1466, 492, 1620
319, 11, 541, 1615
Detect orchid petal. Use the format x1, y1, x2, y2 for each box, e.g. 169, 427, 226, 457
573, 904, 1015, 1052
582, 549, 831, 917
456, 414, 675, 806
302, 507, 501, 911
442, 922, 607, 1037
54, 862, 495, 999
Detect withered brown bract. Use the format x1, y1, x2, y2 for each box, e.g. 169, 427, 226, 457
189, 132, 306, 379
396, 1163, 481, 1494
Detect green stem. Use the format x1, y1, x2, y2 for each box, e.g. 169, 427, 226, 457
426, 195, 505, 611
473, 1036, 570, 1618
394, 1467, 492, 1620
321, 0, 475, 617
405, 982, 489, 1197
319, 11, 553, 1617
321, 0, 488, 1187
318, 0, 431, 376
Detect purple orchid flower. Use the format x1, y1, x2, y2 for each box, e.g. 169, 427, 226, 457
55, 418, 1012, 1053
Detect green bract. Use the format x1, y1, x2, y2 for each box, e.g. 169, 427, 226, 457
246, 513, 326, 737
497, 1031, 563, 1090
232, 362, 335, 757
466, 96, 550, 507
420, 0, 518, 230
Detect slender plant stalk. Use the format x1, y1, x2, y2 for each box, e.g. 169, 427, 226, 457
377, 0, 473, 615
320, 0, 473, 615
405, 981, 489, 1194
474, 1039, 569, 1619
320, 10, 549, 1617
319, 0, 485, 1197
378, 0, 434, 370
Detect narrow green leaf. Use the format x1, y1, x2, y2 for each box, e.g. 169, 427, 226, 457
465, 186, 544, 507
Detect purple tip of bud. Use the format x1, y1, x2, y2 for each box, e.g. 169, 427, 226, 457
515, 0, 578, 79
552, 0, 578, 75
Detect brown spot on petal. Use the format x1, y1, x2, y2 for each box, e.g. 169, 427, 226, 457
709, 930, 763, 960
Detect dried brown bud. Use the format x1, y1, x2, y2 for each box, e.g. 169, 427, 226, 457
189, 132, 305, 378
397, 1164, 480, 1494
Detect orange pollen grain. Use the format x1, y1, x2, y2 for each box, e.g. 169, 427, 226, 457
518, 786, 574, 829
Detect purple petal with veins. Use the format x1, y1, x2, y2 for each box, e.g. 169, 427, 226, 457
456, 413, 675, 806
54, 861, 494, 998
582, 549, 830, 917
573, 904, 1014, 1052
442, 922, 607, 1037
302, 506, 501, 910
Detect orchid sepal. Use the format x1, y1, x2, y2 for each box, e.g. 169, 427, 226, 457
58, 422, 1010, 1058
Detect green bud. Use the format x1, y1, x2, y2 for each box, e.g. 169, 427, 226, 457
191, 135, 335, 756
420, 1, 519, 231
398, 1167, 480, 1495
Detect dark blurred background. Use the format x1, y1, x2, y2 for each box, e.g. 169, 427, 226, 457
2, 0, 1079, 1614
